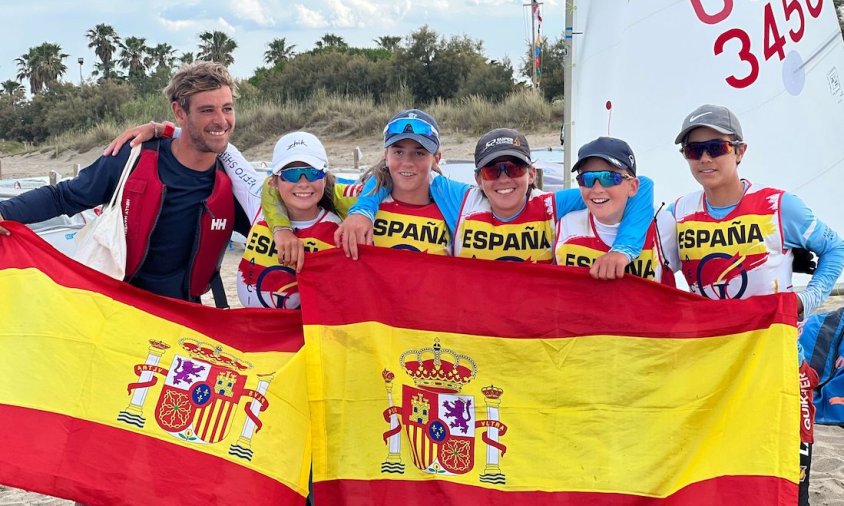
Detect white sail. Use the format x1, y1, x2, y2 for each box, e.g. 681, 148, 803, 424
573, 0, 844, 284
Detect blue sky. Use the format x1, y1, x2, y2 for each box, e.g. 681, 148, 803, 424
0, 0, 563, 83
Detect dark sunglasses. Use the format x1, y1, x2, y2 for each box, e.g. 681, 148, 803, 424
576, 170, 633, 188
277, 167, 327, 183
476, 160, 529, 181
383, 117, 440, 141
681, 140, 742, 160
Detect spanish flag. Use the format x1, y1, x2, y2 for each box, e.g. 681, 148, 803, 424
298, 246, 799, 505
0, 223, 309, 505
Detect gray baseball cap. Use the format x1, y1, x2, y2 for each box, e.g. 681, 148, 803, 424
474, 128, 532, 169
675, 104, 744, 144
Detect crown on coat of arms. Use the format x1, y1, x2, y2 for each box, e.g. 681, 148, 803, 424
400, 338, 477, 393
179, 338, 253, 371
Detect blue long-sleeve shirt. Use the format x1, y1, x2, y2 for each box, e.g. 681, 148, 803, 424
349, 173, 655, 260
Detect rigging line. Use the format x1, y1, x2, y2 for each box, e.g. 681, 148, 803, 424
793, 154, 844, 192
796, 31, 843, 72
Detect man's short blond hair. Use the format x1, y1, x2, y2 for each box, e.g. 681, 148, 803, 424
164, 61, 238, 111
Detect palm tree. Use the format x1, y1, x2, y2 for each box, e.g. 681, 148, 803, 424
149, 43, 178, 73
264, 38, 296, 66
16, 42, 68, 94
315, 33, 347, 50
86, 23, 121, 80
1, 80, 24, 98
179, 52, 195, 66
374, 35, 402, 51
119, 36, 150, 77
197, 31, 237, 66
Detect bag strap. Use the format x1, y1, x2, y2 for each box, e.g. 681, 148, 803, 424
107, 144, 143, 210
209, 271, 230, 309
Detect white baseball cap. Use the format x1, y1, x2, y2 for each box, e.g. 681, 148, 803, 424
271, 131, 329, 174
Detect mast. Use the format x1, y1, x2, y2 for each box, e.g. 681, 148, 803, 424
526, 0, 543, 89
531, 2, 537, 87
562, 0, 574, 186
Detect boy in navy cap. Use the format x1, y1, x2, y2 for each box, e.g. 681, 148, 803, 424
554, 137, 678, 284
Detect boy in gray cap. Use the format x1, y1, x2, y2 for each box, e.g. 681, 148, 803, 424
671, 104, 844, 505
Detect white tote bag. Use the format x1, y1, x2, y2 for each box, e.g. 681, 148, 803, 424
72, 144, 141, 280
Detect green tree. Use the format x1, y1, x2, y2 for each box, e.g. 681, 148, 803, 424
374, 35, 402, 51
16, 42, 68, 95
86, 23, 121, 80
119, 36, 151, 77
149, 43, 178, 73
392, 26, 504, 103
179, 52, 195, 66
315, 33, 348, 50
520, 35, 565, 101
835, 0, 844, 36
264, 38, 297, 66
197, 31, 237, 66
1, 80, 25, 99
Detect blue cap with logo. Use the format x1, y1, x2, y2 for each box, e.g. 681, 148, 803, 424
572, 136, 637, 175
383, 109, 440, 154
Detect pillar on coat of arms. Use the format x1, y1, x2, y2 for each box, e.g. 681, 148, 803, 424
229, 372, 275, 461
479, 385, 506, 484
381, 369, 405, 474
117, 340, 171, 428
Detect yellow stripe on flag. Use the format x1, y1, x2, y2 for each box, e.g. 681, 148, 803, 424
305, 321, 798, 497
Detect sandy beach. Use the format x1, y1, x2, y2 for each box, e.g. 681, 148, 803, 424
1, 135, 843, 504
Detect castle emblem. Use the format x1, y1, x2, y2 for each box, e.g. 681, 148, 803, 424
380, 338, 508, 483
117, 338, 274, 461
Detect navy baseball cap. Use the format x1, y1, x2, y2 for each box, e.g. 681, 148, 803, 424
572, 137, 637, 175
383, 109, 440, 154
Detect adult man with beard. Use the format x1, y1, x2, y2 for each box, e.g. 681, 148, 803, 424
0, 62, 249, 303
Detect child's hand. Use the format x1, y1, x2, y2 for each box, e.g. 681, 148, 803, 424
273, 228, 305, 273
590, 251, 630, 280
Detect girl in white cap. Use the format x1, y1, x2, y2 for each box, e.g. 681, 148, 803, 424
264, 109, 452, 266
236, 131, 341, 309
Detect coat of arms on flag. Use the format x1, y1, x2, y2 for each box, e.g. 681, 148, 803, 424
380, 338, 508, 484
117, 337, 274, 461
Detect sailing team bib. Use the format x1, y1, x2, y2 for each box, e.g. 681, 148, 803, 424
237, 209, 340, 309
372, 197, 451, 256
673, 182, 792, 300
555, 209, 673, 285
454, 188, 556, 262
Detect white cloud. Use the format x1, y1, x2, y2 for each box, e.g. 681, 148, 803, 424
159, 17, 203, 32
216, 17, 237, 33
295, 5, 329, 28
327, 0, 380, 27
231, 0, 275, 26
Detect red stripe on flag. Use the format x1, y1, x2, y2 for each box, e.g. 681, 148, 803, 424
0, 405, 302, 506
0, 222, 303, 353
298, 246, 797, 339
314, 475, 797, 505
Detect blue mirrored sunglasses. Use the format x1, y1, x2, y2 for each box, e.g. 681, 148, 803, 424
277, 167, 327, 183
383, 117, 440, 141
575, 170, 632, 188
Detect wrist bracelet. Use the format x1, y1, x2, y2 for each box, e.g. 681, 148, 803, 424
272, 226, 293, 233
161, 121, 176, 139
151, 121, 160, 139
